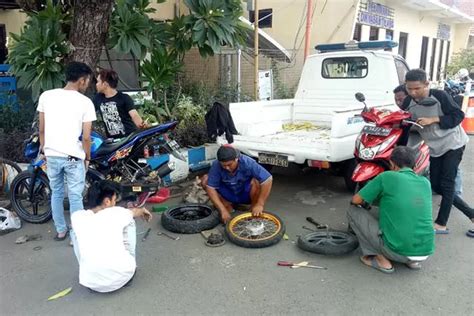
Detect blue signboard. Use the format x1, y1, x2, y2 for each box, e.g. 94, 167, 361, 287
358, 0, 395, 30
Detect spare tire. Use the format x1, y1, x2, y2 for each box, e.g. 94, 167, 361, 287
161, 204, 220, 234
226, 212, 285, 248
297, 230, 358, 255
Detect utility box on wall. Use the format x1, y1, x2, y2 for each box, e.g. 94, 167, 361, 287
259, 69, 273, 101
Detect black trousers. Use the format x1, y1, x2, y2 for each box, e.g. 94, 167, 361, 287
431, 146, 474, 226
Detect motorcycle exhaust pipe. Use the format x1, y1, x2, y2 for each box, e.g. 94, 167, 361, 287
157, 162, 175, 178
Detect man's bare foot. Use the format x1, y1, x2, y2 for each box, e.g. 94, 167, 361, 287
361, 255, 393, 270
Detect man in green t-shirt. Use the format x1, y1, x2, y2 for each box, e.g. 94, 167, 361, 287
348, 146, 435, 273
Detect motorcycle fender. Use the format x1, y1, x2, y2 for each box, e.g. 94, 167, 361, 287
351, 162, 385, 182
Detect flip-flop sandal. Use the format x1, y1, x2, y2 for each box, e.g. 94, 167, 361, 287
360, 256, 394, 274
466, 229, 474, 238
204, 233, 226, 247
406, 261, 422, 270
434, 228, 450, 235
54, 230, 69, 241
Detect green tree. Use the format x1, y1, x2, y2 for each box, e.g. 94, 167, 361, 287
446, 49, 474, 76
8, 0, 247, 101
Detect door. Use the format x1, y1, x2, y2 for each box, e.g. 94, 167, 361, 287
0, 24, 6, 64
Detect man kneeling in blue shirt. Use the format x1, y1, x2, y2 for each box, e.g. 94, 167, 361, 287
202, 146, 273, 223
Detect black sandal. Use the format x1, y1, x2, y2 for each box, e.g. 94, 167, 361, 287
466, 229, 474, 238
54, 230, 69, 241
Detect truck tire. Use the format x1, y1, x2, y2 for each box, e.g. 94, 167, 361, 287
297, 230, 359, 255
161, 204, 220, 234
343, 159, 357, 192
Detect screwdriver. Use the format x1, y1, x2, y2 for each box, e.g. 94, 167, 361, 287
277, 261, 327, 270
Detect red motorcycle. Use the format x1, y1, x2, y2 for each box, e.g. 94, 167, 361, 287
350, 93, 430, 190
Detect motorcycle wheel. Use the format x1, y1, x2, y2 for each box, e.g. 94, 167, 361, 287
0, 158, 22, 203
10, 171, 52, 224
343, 159, 357, 192
161, 204, 220, 234
297, 230, 359, 255
226, 212, 285, 248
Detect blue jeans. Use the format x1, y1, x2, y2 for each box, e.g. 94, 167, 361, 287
46, 156, 85, 233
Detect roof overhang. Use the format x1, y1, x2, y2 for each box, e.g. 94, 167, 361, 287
397, 0, 474, 23
239, 16, 292, 63
0, 1, 20, 9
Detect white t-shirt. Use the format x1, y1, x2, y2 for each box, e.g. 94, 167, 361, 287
71, 207, 136, 293
37, 89, 96, 160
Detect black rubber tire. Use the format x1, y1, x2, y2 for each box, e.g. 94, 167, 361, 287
297, 230, 359, 255
226, 212, 285, 248
343, 159, 357, 192
161, 204, 220, 234
10, 171, 52, 224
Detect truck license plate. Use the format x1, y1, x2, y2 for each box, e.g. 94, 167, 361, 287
258, 153, 289, 167
362, 125, 391, 136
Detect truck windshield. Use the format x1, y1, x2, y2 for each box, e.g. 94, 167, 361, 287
322, 57, 368, 78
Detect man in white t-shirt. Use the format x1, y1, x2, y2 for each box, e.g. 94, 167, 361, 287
37, 62, 96, 241
71, 180, 152, 293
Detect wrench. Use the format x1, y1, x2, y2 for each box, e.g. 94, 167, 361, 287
157, 231, 180, 240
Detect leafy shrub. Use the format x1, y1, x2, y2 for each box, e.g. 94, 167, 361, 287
0, 103, 36, 162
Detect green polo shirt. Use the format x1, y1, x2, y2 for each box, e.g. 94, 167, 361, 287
359, 168, 435, 256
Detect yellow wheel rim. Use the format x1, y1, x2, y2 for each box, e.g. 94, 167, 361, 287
227, 212, 282, 241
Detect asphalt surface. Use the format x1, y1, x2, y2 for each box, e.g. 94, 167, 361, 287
1, 138, 473, 315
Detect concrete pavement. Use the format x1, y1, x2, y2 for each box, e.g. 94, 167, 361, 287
1, 139, 473, 315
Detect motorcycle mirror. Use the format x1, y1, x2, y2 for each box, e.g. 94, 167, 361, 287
355, 92, 366, 103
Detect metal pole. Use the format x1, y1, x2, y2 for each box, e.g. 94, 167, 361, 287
237, 48, 241, 102
254, 0, 259, 101
304, 0, 313, 62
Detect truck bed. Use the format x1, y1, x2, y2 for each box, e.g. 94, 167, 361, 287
232, 127, 335, 164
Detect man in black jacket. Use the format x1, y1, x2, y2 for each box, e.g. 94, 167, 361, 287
402, 69, 474, 237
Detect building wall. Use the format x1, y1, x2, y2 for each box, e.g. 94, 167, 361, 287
356, 0, 472, 80
0, 9, 28, 37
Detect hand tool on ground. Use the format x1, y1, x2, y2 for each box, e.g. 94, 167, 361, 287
302, 225, 316, 232
277, 261, 327, 270
157, 231, 180, 240
306, 217, 328, 229
141, 228, 151, 242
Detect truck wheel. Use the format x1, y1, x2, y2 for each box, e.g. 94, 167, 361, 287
343, 159, 357, 192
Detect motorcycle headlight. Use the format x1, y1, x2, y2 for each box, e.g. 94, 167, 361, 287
359, 145, 378, 160
377, 135, 398, 154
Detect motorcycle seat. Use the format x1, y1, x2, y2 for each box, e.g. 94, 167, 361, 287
93, 132, 137, 158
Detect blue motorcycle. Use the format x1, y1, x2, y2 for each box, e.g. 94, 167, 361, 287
10, 122, 183, 223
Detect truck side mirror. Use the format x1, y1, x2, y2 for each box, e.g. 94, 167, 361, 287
355, 92, 365, 103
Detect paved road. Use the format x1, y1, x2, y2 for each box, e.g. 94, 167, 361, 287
1, 139, 473, 315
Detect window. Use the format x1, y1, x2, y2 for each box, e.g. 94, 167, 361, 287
249, 8, 273, 28
398, 32, 408, 59
429, 38, 437, 81
420, 36, 429, 70
437, 40, 445, 81
369, 26, 379, 41
322, 57, 368, 79
385, 29, 394, 41
353, 23, 362, 41
395, 58, 410, 84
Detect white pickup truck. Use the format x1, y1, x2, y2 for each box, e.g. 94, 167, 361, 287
227, 41, 410, 190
